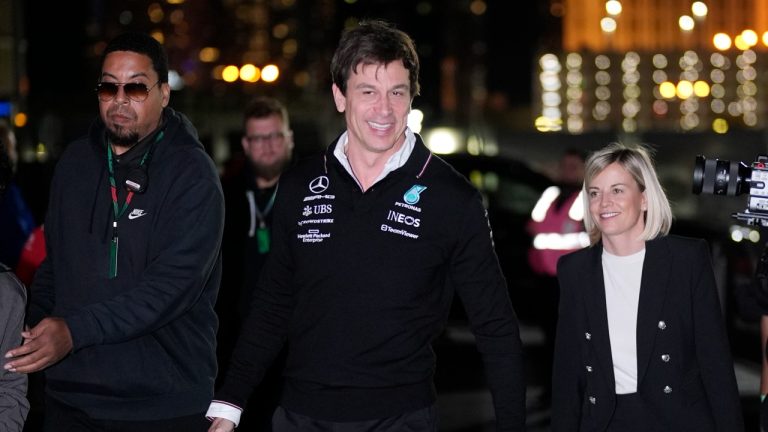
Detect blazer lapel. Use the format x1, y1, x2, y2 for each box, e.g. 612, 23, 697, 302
582, 244, 616, 391
635, 237, 671, 384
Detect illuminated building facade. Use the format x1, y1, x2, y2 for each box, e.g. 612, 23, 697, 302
537, 0, 768, 134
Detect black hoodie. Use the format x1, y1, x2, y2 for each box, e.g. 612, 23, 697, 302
28, 108, 224, 420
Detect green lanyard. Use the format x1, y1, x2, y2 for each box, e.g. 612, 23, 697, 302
105, 132, 162, 278
246, 187, 277, 253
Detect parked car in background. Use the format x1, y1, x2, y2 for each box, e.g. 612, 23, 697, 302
438, 152, 554, 324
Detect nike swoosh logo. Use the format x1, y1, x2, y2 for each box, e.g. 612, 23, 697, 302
128, 211, 147, 220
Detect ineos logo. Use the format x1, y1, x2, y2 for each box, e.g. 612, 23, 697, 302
309, 176, 330, 194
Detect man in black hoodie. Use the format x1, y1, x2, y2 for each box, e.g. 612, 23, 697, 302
3, 32, 224, 431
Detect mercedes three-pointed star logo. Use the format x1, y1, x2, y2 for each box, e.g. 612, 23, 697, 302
309, 175, 330, 194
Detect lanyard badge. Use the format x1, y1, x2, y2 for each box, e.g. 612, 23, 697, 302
105, 131, 163, 278
246, 187, 277, 254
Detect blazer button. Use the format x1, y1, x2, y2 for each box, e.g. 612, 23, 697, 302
658, 321, 667, 330
663, 386, 672, 394
586, 365, 593, 372
589, 396, 596, 404
661, 354, 670, 362
585, 332, 592, 340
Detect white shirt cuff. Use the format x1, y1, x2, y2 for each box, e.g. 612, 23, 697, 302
206, 401, 242, 427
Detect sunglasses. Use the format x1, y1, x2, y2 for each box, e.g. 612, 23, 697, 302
95, 81, 161, 102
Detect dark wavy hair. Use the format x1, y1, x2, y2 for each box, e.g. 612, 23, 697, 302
330, 20, 420, 97
101, 32, 169, 83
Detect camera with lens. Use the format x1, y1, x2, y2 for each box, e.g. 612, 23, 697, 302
692, 154, 768, 226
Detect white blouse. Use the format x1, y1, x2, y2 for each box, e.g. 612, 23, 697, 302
602, 247, 645, 394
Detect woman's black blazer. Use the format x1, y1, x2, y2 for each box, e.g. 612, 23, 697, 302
552, 235, 744, 432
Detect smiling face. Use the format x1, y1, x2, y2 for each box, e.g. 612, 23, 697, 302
587, 162, 647, 248
99, 50, 170, 150
332, 60, 411, 158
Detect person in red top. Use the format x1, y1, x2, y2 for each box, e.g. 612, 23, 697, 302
16, 225, 46, 287
526, 148, 588, 406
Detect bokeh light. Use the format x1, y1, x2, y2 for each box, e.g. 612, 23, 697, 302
713, 33, 731, 50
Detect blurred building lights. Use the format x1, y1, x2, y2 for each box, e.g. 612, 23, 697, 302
600, 17, 617, 33
734, 35, 749, 50
652, 54, 668, 69
538, 53, 563, 132
166, 0, 185, 4
150, 31, 165, 44
469, 0, 487, 15
652, 100, 668, 115
691, 2, 708, 17
741, 30, 758, 47
261, 65, 279, 82
605, 0, 622, 16
711, 98, 725, 113
148, 3, 164, 23
282, 39, 298, 57
169, 9, 184, 24
535, 116, 563, 132
273, 23, 289, 39
565, 52, 583, 133
293, 71, 309, 87
621, 52, 641, 132
198, 47, 220, 63
222, 65, 239, 82
676, 80, 693, 99
550, 0, 768, 133
678, 15, 694, 31
713, 33, 731, 50
13, 112, 27, 128
239, 64, 260, 82
693, 80, 710, 97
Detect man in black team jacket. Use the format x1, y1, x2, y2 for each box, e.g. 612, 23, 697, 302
208, 20, 525, 432
4, 32, 224, 431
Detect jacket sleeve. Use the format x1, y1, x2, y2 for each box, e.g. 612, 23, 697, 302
551, 255, 583, 431
691, 240, 745, 431
62, 158, 225, 349
451, 192, 525, 431
0, 273, 30, 432
213, 181, 295, 409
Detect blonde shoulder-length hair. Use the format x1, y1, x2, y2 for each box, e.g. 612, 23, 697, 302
582, 142, 673, 245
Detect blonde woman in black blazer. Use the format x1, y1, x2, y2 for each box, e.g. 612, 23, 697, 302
552, 142, 743, 432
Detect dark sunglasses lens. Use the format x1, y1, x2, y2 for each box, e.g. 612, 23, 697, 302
96, 83, 119, 100
124, 83, 149, 101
